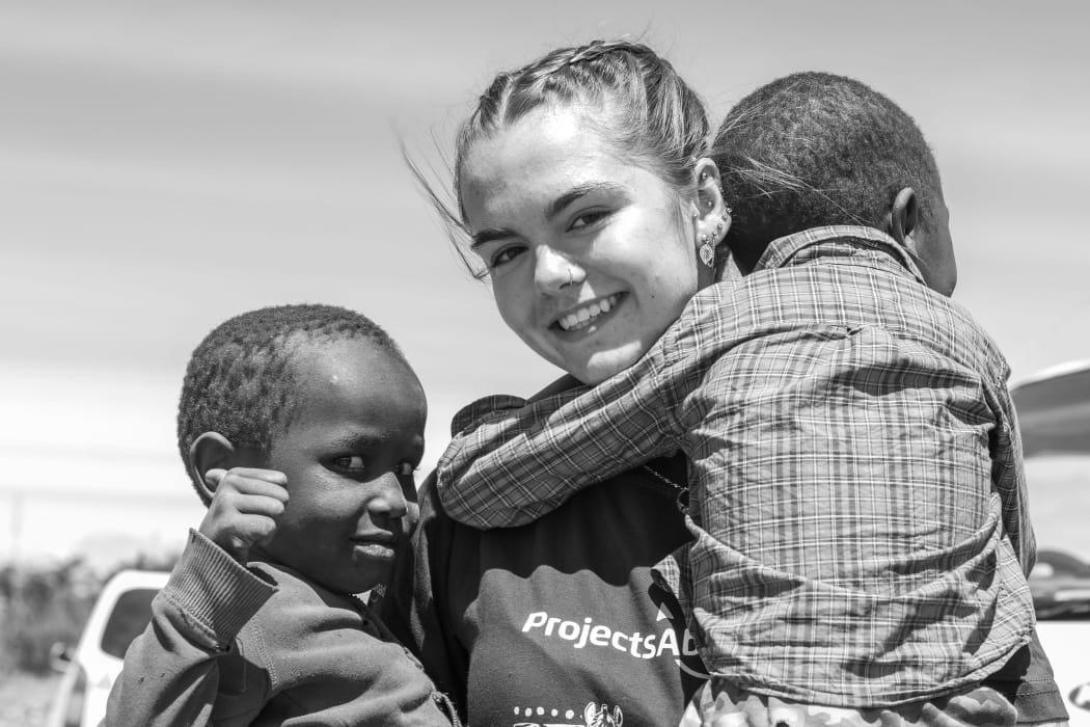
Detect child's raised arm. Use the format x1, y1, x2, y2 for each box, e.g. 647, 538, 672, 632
102, 529, 276, 726
102, 467, 287, 726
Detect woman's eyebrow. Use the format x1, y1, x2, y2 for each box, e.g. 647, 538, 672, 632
470, 228, 514, 249
545, 182, 624, 221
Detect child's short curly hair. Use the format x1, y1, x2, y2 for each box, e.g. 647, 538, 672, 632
177, 304, 404, 505
713, 72, 942, 272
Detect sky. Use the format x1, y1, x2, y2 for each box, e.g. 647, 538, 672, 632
2, 0, 1089, 567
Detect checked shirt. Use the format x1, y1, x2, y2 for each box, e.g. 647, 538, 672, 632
436, 226, 1035, 707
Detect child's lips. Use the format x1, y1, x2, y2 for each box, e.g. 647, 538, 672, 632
350, 531, 396, 545
350, 531, 397, 558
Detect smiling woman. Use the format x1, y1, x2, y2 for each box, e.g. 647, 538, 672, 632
448, 42, 727, 386
459, 104, 724, 384
382, 39, 723, 727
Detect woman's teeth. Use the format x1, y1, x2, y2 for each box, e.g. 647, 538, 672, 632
557, 294, 620, 332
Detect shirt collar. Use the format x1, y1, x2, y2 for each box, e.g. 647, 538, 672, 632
753, 225, 927, 286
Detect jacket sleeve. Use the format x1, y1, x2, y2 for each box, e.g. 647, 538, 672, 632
434, 305, 708, 529
102, 530, 276, 727
379, 473, 471, 723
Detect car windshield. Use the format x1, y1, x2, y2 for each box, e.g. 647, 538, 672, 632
99, 587, 159, 658
1027, 454, 1090, 620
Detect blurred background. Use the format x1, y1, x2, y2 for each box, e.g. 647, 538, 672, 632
2, 0, 1089, 720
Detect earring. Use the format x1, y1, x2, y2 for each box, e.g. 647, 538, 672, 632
698, 208, 732, 269
699, 231, 715, 268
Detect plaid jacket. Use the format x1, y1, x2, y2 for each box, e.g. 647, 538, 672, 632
436, 226, 1035, 706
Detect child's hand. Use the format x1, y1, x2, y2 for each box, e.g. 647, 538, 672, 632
198, 468, 289, 564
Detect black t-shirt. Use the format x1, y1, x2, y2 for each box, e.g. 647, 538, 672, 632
382, 455, 707, 727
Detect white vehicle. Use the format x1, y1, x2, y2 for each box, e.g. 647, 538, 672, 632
1014, 360, 1090, 725
44, 569, 169, 727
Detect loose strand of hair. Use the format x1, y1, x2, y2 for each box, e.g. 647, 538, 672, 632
400, 138, 488, 281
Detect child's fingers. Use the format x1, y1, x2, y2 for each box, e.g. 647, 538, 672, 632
216, 489, 288, 519
220, 467, 288, 486
212, 469, 290, 503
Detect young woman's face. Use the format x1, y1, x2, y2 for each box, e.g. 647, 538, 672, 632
459, 105, 702, 384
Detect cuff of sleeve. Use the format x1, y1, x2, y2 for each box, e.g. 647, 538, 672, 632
161, 529, 277, 648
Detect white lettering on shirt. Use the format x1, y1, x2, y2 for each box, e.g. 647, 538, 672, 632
521, 609, 701, 665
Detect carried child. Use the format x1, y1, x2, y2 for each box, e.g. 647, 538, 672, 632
104, 304, 456, 726
436, 73, 1036, 725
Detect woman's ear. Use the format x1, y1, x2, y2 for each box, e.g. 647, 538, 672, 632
692, 158, 728, 228
188, 432, 237, 503
691, 157, 732, 283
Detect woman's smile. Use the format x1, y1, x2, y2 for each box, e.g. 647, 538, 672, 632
551, 292, 625, 334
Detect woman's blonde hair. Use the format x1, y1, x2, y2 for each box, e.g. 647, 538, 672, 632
415, 39, 711, 277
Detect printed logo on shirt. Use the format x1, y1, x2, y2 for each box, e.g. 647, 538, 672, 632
511, 701, 622, 727
520, 608, 708, 679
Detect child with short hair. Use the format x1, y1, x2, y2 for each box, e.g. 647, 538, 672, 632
434, 71, 1040, 725
104, 304, 456, 726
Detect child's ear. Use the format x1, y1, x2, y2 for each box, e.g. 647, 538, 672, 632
886, 186, 919, 250
188, 432, 237, 503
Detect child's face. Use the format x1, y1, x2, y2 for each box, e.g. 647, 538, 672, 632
459, 104, 702, 385
255, 337, 426, 595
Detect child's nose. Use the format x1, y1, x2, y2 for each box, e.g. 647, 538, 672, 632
368, 473, 409, 524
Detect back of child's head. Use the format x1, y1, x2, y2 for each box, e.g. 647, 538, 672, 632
177, 304, 406, 505
713, 72, 943, 271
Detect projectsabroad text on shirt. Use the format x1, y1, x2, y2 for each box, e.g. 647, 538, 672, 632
491, 605, 708, 727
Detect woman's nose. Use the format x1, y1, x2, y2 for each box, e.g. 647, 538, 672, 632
533, 246, 580, 294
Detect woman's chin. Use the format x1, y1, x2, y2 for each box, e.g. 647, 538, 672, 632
571, 345, 648, 385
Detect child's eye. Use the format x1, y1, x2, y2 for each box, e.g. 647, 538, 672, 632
332, 455, 366, 472
398, 462, 417, 478
568, 209, 610, 231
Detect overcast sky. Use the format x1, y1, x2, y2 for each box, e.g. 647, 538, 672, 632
2, 0, 1089, 566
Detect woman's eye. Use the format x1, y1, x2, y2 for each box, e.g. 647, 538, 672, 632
333, 455, 366, 472
489, 244, 526, 269
568, 209, 610, 231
